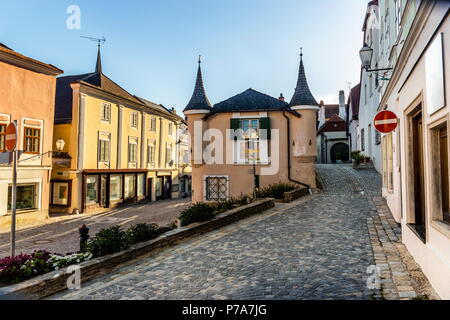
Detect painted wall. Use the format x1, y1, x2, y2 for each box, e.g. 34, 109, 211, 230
0, 60, 57, 225
186, 109, 317, 203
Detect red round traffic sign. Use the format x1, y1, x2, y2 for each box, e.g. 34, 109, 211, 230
5, 122, 17, 152
374, 111, 398, 134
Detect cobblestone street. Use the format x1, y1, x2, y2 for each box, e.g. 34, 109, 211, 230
0, 199, 190, 258
50, 165, 431, 300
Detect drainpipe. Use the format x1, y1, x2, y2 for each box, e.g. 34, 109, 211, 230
283, 111, 312, 194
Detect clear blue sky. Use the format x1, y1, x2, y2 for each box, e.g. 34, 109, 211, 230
0, 0, 367, 113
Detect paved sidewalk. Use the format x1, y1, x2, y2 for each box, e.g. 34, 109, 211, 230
49, 165, 436, 300
0, 199, 190, 258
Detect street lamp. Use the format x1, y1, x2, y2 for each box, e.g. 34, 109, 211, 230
359, 44, 393, 73
56, 138, 65, 152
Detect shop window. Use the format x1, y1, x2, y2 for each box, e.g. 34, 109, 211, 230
85, 176, 99, 204
0, 124, 6, 152
205, 176, 228, 201
24, 127, 40, 154
439, 126, 450, 224
124, 174, 136, 199
137, 174, 145, 197
51, 181, 70, 206
8, 184, 37, 211
110, 175, 123, 201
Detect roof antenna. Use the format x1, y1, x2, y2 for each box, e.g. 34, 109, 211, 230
80, 36, 106, 48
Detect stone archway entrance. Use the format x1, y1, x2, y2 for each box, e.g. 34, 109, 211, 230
330, 143, 349, 163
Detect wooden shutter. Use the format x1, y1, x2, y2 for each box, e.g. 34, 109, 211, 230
259, 117, 271, 140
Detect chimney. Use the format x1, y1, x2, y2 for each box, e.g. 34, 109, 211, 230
339, 90, 346, 120
171, 107, 177, 114
278, 93, 285, 102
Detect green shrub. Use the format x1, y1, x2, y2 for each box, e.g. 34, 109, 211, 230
213, 200, 235, 213
351, 151, 365, 164
256, 182, 297, 199
126, 223, 160, 245
86, 226, 130, 258
178, 202, 216, 226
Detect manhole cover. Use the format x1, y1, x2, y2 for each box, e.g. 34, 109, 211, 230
33, 239, 53, 245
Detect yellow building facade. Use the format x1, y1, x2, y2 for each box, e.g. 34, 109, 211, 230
51, 49, 186, 214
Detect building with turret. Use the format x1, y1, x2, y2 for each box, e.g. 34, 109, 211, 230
184, 53, 319, 203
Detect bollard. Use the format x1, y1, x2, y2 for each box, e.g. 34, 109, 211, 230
79, 224, 90, 253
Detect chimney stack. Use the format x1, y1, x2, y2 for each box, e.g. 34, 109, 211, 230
279, 93, 285, 102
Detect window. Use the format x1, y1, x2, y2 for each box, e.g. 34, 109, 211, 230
364, 84, 367, 105
110, 175, 123, 201
51, 181, 70, 206
131, 112, 139, 128
98, 133, 111, 163
150, 117, 157, 132
24, 127, 40, 154
166, 143, 173, 166
128, 138, 138, 163
168, 123, 173, 136
438, 126, 450, 223
137, 174, 145, 197
375, 63, 380, 88
375, 130, 381, 145
205, 176, 228, 201
369, 74, 373, 96
85, 176, 99, 204
8, 184, 37, 211
100, 103, 111, 123
361, 128, 365, 152
124, 174, 136, 199
0, 124, 6, 152
394, 0, 402, 37
231, 118, 270, 164
147, 140, 156, 165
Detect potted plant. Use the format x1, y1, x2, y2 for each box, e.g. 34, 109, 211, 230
350, 151, 365, 166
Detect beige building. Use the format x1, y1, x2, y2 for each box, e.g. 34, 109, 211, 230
0, 43, 62, 228
379, 0, 450, 299
184, 55, 318, 203
52, 47, 186, 214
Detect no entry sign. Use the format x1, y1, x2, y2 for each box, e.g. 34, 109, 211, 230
374, 111, 398, 134
5, 122, 18, 152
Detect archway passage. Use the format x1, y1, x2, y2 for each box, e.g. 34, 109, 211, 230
330, 143, 349, 163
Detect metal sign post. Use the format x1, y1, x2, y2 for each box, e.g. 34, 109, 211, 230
6, 121, 18, 258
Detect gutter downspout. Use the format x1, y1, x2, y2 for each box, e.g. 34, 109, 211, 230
283, 111, 312, 194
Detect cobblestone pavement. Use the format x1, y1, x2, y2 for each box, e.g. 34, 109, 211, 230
0, 199, 190, 258
50, 165, 432, 300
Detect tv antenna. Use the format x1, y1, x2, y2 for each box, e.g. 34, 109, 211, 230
80, 36, 106, 48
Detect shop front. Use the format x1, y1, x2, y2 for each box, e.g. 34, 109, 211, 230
82, 169, 147, 213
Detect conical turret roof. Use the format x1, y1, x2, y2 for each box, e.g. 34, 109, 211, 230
184, 56, 212, 112
290, 51, 319, 107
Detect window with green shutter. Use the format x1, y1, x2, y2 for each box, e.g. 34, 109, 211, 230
230, 118, 241, 140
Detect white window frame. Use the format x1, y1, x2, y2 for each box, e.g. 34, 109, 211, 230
100, 103, 111, 123
128, 137, 138, 163
98, 132, 111, 164
147, 139, 156, 166
232, 117, 269, 165
130, 112, 139, 129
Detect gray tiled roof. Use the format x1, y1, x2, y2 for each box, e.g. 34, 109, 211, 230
212, 88, 289, 113
289, 55, 319, 107
184, 64, 212, 112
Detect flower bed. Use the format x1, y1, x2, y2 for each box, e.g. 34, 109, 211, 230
0, 223, 171, 286
256, 182, 297, 200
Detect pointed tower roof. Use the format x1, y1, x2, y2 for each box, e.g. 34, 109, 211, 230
95, 44, 102, 73
289, 49, 319, 107
184, 56, 212, 113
